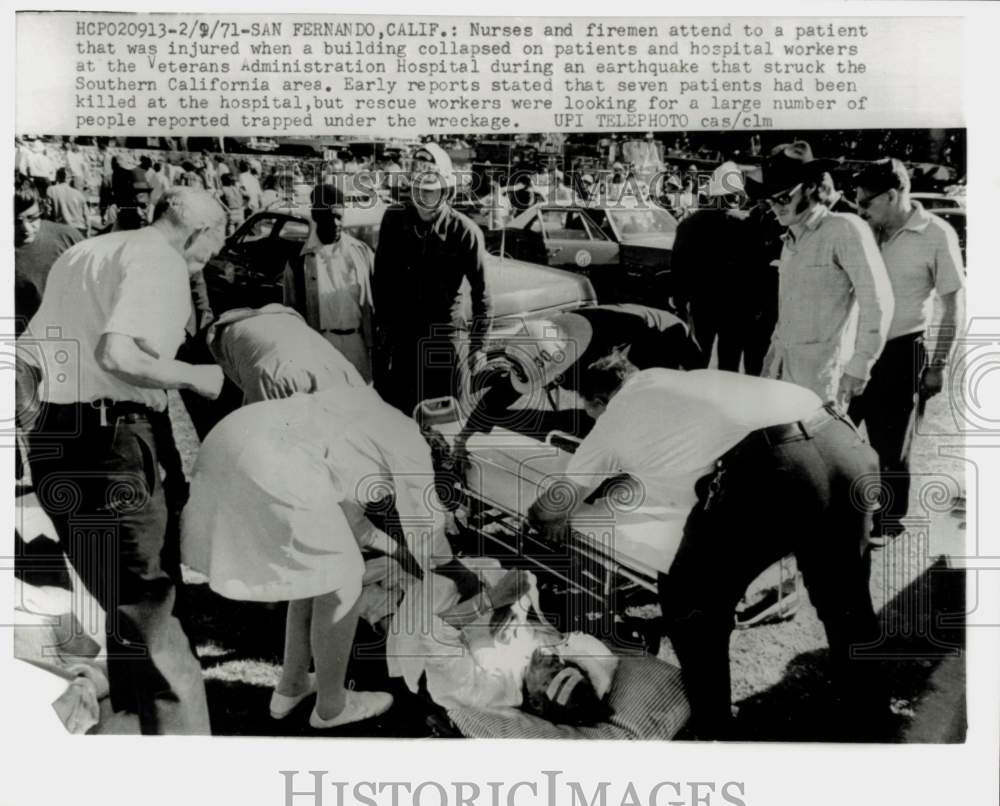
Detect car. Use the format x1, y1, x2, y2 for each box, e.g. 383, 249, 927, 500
912, 192, 964, 210
485, 202, 678, 305
203, 208, 598, 329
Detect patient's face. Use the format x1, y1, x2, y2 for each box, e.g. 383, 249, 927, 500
522, 648, 600, 725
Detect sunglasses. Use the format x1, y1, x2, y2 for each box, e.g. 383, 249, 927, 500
766, 185, 802, 207
856, 189, 889, 210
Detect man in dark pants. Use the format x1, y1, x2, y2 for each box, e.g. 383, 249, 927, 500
19, 187, 226, 734
671, 162, 753, 372
850, 159, 964, 540
528, 356, 887, 740
372, 142, 492, 415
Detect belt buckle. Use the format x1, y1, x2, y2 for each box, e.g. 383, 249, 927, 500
90, 399, 109, 427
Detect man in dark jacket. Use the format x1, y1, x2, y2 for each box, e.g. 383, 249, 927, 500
671, 162, 755, 372
372, 143, 493, 414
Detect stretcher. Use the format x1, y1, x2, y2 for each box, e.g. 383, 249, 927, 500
417, 396, 799, 638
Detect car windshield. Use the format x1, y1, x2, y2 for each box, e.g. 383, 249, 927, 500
607, 207, 677, 237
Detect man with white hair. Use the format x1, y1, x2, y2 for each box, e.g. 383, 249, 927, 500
372, 142, 492, 414
20, 187, 227, 734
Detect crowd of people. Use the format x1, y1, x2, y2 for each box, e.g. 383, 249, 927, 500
14, 132, 964, 740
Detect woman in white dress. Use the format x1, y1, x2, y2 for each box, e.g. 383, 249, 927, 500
182, 379, 451, 728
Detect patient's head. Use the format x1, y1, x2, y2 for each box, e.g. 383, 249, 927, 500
522, 647, 610, 725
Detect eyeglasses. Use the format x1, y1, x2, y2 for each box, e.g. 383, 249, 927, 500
856, 189, 889, 210
766, 185, 802, 208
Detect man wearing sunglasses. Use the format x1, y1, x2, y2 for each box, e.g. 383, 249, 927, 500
755, 142, 893, 409
848, 158, 964, 540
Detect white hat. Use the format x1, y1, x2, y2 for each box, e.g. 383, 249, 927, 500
410, 142, 456, 189
707, 161, 745, 197
507, 314, 593, 395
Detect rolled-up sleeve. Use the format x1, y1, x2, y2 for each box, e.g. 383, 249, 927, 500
835, 218, 894, 381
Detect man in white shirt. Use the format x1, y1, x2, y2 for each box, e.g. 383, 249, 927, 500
850, 158, 965, 539
528, 355, 887, 740
20, 187, 227, 735
283, 184, 375, 381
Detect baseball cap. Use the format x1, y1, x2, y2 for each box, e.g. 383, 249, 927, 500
410, 142, 456, 189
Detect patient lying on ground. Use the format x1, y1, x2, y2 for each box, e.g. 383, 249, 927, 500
389, 564, 618, 725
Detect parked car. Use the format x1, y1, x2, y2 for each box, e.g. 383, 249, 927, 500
912, 192, 963, 210
485, 202, 678, 305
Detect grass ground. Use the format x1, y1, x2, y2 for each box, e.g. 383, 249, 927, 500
167, 379, 967, 740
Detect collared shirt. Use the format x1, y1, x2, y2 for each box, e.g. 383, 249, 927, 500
567, 368, 820, 513
283, 231, 374, 333
46, 183, 89, 231
879, 201, 964, 339
373, 203, 492, 349
21, 227, 192, 411
764, 205, 893, 399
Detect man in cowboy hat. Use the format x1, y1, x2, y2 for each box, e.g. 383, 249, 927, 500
755, 141, 893, 406
372, 142, 492, 415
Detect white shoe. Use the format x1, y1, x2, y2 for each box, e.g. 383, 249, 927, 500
269, 673, 316, 720
308, 690, 394, 729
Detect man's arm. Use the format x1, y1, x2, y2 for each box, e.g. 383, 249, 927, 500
96, 333, 223, 398
921, 290, 963, 399
527, 477, 593, 542
921, 222, 965, 398
836, 218, 894, 390
464, 225, 493, 359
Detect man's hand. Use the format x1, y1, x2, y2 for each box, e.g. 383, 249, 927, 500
920, 366, 946, 399
836, 373, 867, 409
188, 365, 225, 399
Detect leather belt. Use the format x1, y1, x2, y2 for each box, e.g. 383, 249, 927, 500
723, 403, 843, 461
322, 327, 360, 336
86, 399, 156, 426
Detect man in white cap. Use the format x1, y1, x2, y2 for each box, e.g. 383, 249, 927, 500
372, 142, 492, 414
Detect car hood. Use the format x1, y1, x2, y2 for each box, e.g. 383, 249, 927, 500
455, 256, 597, 328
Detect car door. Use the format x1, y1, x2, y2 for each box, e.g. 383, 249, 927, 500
537, 207, 619, 270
